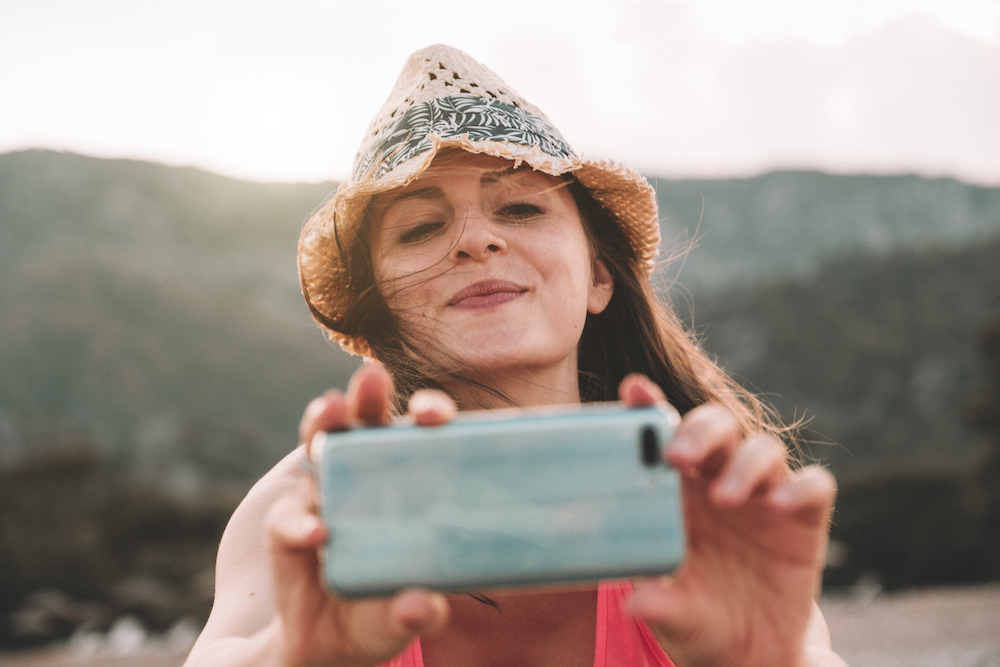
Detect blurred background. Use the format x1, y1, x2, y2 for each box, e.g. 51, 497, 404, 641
1, 0, 999, 664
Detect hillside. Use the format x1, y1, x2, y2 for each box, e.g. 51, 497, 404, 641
678, 236, 1000, 589
0, 150, 359, 482
1, 149, 998, 482
691, 235, 1000, 477
653, 171, 1000, 293
1, 149, 999, 645
0, 150, 335, 319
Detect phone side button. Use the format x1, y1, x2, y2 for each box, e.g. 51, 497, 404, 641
640, 426, 660, 467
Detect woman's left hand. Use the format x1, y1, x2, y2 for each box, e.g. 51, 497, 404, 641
618, 375, 846, 667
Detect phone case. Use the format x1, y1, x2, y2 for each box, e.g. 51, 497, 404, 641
315, 403, 685, 597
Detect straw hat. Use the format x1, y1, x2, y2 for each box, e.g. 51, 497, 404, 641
298, 44, 660, 358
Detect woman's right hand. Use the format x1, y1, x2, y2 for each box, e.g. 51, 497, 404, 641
265, 364, 452, 666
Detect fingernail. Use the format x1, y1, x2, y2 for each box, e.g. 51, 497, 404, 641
670, 434, 695, 459
715, 477, 743, 502
409, 391, 434, 414
301, 514, 324, 538
770, 485, 794, 509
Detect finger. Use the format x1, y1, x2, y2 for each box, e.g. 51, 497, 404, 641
389, 589, 450, 637
667, 403, 742, 477
711, 433, 790, 507
300, 390, 350, 453
346, 589, 450, 660
266, 485, 328, 613
266, 483, 327, 551
348, 364, 394, 426
408, 389, 457, 426
267, 488, 448, 666
769, 465, 837, 520
626, 576, 696, 645
618, 373, 666, 407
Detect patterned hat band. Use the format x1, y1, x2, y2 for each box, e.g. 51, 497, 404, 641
352, 95, 576, 182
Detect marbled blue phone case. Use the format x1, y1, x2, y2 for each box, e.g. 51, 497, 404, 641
316, 403, 685, 597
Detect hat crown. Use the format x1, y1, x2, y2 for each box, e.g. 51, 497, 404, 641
351, 44, 575, 184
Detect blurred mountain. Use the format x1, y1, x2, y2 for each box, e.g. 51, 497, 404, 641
0, 149, 333, 317
1, 149, 998, 483
654, 171, 1000, 294
690, 235, 1000, 478
1, 150, 999, 637
0, 150, 359, 482
653, 169, 1000, 476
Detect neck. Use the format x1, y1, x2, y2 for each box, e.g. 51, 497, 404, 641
422, 587, 597, 667
444, 359, 582, 410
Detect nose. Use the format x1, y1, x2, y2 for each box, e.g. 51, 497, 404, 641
451, 208, 505, 261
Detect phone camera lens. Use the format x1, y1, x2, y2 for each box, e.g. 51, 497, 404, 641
640, 426, 660, 467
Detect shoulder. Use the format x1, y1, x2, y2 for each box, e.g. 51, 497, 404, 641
222, 446, 307, 553
197, 446, 307, 641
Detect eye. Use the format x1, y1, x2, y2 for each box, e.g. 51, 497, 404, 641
399, 222, 443, 244
498, 202, 543, 221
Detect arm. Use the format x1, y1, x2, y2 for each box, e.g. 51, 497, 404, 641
619, 375, 847, 667
184, 366, 450, 667
183, 448, 300, 666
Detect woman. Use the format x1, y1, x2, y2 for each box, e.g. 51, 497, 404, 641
185, 45, 845, 667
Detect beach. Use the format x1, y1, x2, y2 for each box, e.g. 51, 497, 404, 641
3, 583, 999, 666
820, 583, 1000, 666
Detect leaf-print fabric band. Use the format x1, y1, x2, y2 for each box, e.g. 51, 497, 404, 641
354, 95, 576, 182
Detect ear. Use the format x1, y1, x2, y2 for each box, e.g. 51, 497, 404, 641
587, 258, 615, 315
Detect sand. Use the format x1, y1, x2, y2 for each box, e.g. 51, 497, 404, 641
821, 583, 1000, 666
3, 583, 999, 666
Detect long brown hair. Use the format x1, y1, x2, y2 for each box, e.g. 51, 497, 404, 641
568, 178, 784, 438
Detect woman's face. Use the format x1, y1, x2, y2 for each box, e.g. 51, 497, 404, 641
369, 151, 614, 377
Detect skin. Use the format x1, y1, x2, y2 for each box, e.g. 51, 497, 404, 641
184, 152, 847, 667
369, 152, 614, 406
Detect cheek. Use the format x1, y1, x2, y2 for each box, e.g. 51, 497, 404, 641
374, 264, 417, 313
373, 256, 449, 326
532, 249, 595, 342
372, 239, 420, 300
373, 239, 453, 299
371, 246, 418, 319
537, 234, 594, 297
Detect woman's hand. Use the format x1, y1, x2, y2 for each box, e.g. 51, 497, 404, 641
266, 364, 453, 667
618, 374, 845, 667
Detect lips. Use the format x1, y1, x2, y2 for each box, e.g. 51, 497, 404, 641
448, 280, 528, 309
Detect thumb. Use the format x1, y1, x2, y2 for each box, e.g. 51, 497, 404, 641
266, 487, 449, 665
346, 589, 450, 660
265, 488, 329, 625
627, 576, 699, 647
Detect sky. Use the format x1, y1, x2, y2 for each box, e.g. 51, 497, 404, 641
2, 0, 999, 185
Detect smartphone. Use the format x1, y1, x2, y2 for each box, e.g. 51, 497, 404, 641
313, 402, 685, 597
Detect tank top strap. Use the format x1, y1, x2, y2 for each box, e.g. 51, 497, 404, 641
377, 638, 422, 667
596, 580, 675, 667
379, 581, 673, 667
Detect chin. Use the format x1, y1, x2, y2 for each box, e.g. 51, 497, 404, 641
424, 322, 580, 373
451, 342, 569, 374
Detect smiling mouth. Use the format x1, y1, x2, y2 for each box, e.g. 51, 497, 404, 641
448, 280, 528, 309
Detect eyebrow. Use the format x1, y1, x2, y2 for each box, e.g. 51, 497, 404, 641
389, 186, 446, 204
382, 167, 524, 209
480, 168, 517, 184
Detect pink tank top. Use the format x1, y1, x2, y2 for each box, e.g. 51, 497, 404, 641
378, 580, 674, 667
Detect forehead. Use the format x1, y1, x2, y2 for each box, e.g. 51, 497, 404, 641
424, 150, 513, 173
384, 151, 563, 200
